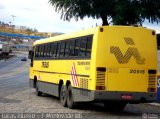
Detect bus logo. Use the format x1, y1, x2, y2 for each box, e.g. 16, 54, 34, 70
110, 37, 145, 64
71, 63, 79, 87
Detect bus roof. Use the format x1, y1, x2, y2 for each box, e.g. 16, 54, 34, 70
33, 27, 96, 46
33, 26, 153, 46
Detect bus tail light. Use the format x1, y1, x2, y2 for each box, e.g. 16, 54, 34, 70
148, 88, 156, 92
121, 94, 133, 100
96, 86, 105, 90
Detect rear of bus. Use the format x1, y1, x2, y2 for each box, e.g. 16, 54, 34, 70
91, 26, 157, 104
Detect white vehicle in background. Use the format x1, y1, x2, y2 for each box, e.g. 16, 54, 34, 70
0, 43, 11, 56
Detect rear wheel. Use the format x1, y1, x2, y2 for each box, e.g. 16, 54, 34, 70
104, 101, 126, 111
67, 84, 75, 109
60, 85, 67, 107
36, 82, 42, 96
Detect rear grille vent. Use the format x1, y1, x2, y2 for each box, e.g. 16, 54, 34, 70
148, 75, 156, 88
96, 71, 106, 90
80, 78, 88, 96
148, 70, 156, 92
80, 78, 88, 89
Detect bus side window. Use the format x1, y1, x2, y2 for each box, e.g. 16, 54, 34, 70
35, 46, 38, 58
56, 42, 61, 58
65, 41, 70, 57
40, 45, 43, 58
38, 45, 40, 58
59, 41, 65, 58
43, 44, 46, 58
42, 44, 45, 58
52, 42, 57, 58
86, 36, 93, 57
51, 43, 54, 57
37, 45, 40, 58
49, 43, 52, 57
45, 43, 48, 58
46, 43, 50, 57
46, 44, 48, 57
69, 40, 75, 56
43, 44, 45, 58
79, 37, 87, 57
75, 39, 80, 56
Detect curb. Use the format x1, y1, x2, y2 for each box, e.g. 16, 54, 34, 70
147, 103, 160, 107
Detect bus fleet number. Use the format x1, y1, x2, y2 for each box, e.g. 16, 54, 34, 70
42, 62, 49, 68
130, 69, 145, 74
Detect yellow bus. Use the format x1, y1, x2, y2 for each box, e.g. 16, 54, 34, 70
29, 26, 157, 110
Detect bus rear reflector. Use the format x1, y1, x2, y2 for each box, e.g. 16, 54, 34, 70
96, 86, 105, 90
148, 88, 156, 92
121, 94, 133, 100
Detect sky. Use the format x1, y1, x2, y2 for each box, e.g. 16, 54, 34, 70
0, 0, 160, 33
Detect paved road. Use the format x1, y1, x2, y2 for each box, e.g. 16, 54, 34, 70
0, 55, 29, 97
0, 54, 160, 119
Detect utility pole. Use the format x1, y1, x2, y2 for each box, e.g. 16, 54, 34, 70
10, 15, 16, 44
11, 15, 16, 25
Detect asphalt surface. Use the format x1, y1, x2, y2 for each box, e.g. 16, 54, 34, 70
0, 55, 27, 72
0, 55, 29, 97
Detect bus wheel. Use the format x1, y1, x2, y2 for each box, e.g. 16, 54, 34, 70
60, 85, 67, 107
36, 82, 42, 96
67, 84, 75, 109
104, 101, 126, 112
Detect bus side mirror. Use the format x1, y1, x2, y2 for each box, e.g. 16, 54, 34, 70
28, 50, 34, 67
28, 50, 33, 59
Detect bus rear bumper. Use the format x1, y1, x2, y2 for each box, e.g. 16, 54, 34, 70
92, 91, 156, 103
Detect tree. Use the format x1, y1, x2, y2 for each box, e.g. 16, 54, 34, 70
26, 28, 38, 33
49, 0, 114, 25
33, 28, 38, 32
111, 0, 142, 25
49, 0, 160, 26
111, 0, 160, 25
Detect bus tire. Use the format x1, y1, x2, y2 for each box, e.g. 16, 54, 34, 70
60, 85, 67, 107
36, 82, 42, 96
67, 84, 75, 109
